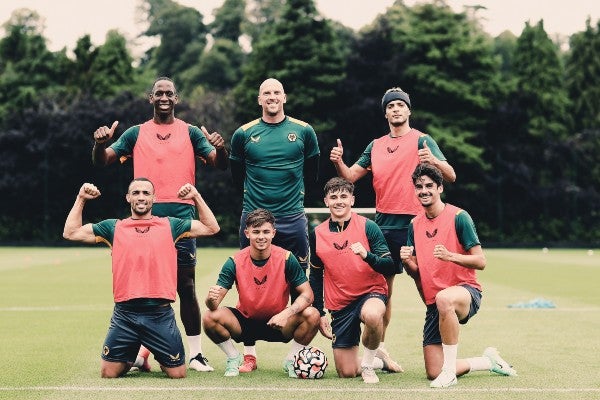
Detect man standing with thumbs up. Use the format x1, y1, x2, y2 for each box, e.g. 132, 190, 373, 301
91, 76, 229, 372
329, 87, 455, 371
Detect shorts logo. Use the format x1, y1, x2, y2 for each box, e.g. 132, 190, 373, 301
297, 255, 308, 263
331, 334, 336, 344
169, 353, 181, 362
253, 276, 267, 285
135, 227, 150, 234
426, 229, 438, 238
250, 135, 261, 143
156, 133, 172, 141
103, 345, 110, 356
333, 240, 348, 250
287, 133, 297, 142
387, 145, 399, 153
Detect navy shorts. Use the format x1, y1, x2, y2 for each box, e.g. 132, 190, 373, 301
330, 293, 387, 349
422, 285, 482, 346
176, 237, 197, 268
102, 303, 185, 368
239, 211, 309, 269
228, 307, 289, 343
381, 228, 408, 274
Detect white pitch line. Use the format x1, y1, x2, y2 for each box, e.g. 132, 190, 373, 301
1, 386, 599, 393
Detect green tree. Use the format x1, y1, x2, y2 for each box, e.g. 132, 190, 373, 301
210, 0, 246, 41
234, 0, 346, 135
0, 8, 72, 122
566, 18, 600, 132
88, 30, 134, 97
141, 0, 208, 84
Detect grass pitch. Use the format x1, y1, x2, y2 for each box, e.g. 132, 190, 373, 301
0, 247, 598, 400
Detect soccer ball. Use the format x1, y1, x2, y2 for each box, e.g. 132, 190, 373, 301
293, 346, 328, 379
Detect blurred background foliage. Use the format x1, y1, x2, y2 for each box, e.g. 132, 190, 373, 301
1, 0, 599, 246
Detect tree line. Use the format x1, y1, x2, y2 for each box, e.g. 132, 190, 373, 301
1, 0, 599, 247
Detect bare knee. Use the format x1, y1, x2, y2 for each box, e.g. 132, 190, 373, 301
164, 365, 187, 379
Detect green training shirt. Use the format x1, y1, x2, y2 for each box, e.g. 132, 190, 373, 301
230, 116, 320, 216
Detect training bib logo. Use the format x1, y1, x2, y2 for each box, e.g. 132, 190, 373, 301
156, 133, 172, 141
426, 229, 438, 238
333, 240, 348, 250
135, 227, 150, 234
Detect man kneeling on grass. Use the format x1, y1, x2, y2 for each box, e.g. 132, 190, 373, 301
400, 163, 517, 388
63, 179, 219, 378
202, 208, 320, 377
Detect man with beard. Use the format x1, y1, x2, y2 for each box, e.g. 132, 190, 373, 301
91, 77, 228, 371
400, 163, 516, 388
63, 179, 220, 378
329, 87, 456, 370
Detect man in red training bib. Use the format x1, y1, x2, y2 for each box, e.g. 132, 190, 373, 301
309, 177, 396, 384
202, 209, 320, 377
63, 178, 220, 378
400, 164, 516, 388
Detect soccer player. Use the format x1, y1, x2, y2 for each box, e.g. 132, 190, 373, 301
92, 77, 228, 372
202, 209, 320, 377
329, 87, 456, 368
229, 78, 320, 372
62, 179, 220, 378
400, 163, 517, 388
309, 177, 396, 384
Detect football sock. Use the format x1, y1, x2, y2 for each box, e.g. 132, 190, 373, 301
285, 340, 304, 361
217, 339, 239, 358
466, 356, 493, 372
187, 334, 202, 357
362, 348, 377, 367
244, 345, 257, 357
442, 344, 458, 374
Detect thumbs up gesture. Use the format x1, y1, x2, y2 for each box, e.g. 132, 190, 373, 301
330, 138, 344, 164
201, 125, 225, 150
417, 139, 433, 164
94, 121, 118, 144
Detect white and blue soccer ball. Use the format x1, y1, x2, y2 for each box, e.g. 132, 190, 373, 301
293, 346, 328, 379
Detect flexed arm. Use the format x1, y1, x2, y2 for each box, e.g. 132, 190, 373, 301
63, 183, 101, 243
177, 183, 220, 237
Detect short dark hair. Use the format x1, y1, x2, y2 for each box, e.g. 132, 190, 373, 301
151, 76, 176, 93
128, 177, 155, 192
411, 163, 443, 186
245, 208, 275, 228
323, 177, 354, 196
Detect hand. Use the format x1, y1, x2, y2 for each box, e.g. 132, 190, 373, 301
201, 126, 225, 150
94, 121, 118, 144
329, 138, 344, 164
206, 285, 224, 310
177, 183, 199, 200
79, 183, 101, 200
400, 245, 414, 261
267, 310, 289, 331
318, 315, 333, 340
433, 244, 452, 261
417, 140, 434, 164
350, 242, 367, 259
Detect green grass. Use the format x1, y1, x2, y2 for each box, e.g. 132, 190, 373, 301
0, 247, 599, 400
